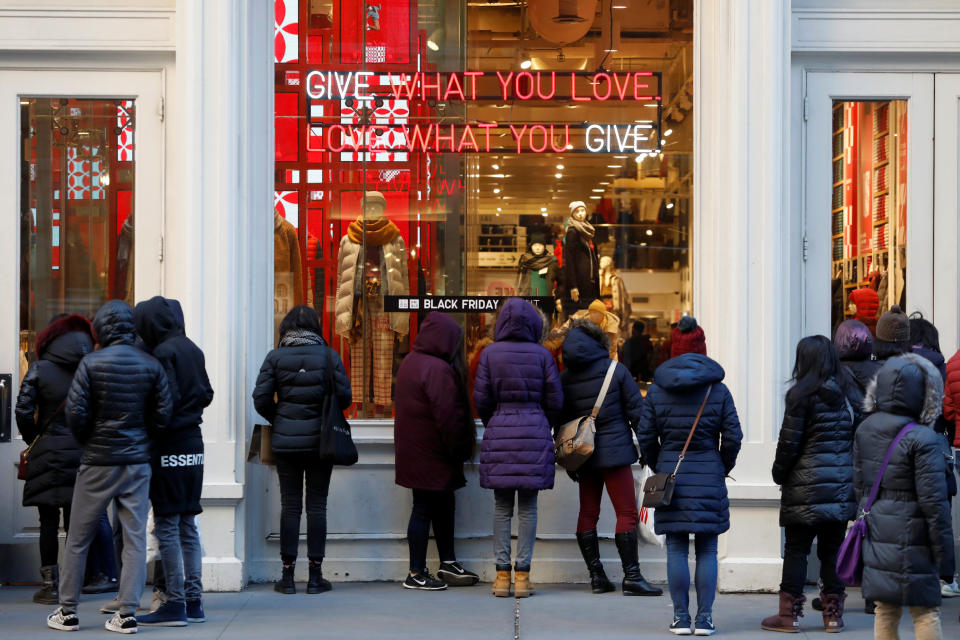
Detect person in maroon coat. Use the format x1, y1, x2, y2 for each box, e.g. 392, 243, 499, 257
394, 311, 479, 590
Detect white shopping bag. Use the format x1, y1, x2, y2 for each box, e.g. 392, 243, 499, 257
635, 466, 665, 547
146, 508, 160, 564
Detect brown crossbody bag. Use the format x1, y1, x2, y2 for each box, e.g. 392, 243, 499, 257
641, 384, 712, 508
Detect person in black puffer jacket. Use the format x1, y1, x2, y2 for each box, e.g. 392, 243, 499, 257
16, 315, 94, 604
134, 297, 214, 625
48, 300, 172, 634
762, 336, 863, 634
559, 320, 660, 597
855, 353, 955, 639
252, 306, 351, 596
637, 327, 742, 635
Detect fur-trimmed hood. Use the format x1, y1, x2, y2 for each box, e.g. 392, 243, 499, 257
864, 352, 944, 425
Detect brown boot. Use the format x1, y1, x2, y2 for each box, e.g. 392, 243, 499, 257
492, 569, 512, 597
821, 592, 846, 633
760, 591, 805, 633
513, 571, 534, 598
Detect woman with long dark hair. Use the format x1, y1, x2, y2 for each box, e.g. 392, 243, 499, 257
253, 306, 352, 595
762, 336, 863, 633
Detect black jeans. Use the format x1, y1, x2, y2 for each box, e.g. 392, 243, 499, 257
37, 505, 71, 567
275, 453, 333, 563
407, 489, 456, 573
780, 521, 847, 596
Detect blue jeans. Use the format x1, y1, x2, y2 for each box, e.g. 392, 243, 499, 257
493, 489, 538, 571
154, 513, 203, 604
665, 532, 718, 622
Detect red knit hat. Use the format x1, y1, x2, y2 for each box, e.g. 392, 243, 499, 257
671, 316, 707, 357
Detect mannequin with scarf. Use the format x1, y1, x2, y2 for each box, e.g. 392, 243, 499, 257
334, 191, 409, 415
561, 200, 600, 316
599, 256, 631, 337
516, 231, 559, 298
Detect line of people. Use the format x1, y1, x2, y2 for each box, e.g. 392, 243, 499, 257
17, 298, 213, 633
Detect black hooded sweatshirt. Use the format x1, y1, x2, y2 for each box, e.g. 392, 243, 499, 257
134, 296, 214, 516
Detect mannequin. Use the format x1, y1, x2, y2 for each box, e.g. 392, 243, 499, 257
599, 255, 631, 336
568, 299, 620, 360
561, 200, 599, 316
334, 191, 409, 414
516, 231, 560, 297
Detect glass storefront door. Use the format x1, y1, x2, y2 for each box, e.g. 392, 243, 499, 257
0, 70, 163, 545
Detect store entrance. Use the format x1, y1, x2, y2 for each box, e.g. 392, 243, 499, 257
0, 70, 164, 567
804, 72, 960, 356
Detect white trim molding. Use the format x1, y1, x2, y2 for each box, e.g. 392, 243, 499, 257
0, 7, 175, 51
793, 7, 960, 53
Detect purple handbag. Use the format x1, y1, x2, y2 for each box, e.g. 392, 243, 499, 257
836, 422, 917, 587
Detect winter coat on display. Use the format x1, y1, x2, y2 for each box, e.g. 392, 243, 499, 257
516, 251, 560, 297
475, 299, 563, 491
944, 350, 960, 448
334, 217, 409, 338
636, 354, 743, 535
15, 316, 93, 507
855, 353, 955, 607
274, 213, 304, 305
394, 312, 473, 492
771, 379, 859, 527
65, 301, 172, 466
561, 225, 599, 304
559, 322, 644, 471
253, 336, 352, 455
134, 297, 214, 516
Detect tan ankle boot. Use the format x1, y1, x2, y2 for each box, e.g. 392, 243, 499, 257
514, 571, 534, 598
492, 569, 512, 597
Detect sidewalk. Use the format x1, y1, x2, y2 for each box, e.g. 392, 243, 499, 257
1, 582, 957, 639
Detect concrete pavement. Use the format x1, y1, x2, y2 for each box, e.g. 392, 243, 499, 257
0, 582, 958, 639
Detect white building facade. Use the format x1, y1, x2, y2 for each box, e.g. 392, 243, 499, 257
0, 0, 958, 592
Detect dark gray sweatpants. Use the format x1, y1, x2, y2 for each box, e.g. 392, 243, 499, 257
59, 463, 151, 616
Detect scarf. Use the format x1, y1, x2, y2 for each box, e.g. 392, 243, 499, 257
279, 329, 325, 347
518, 251, 554, 272
347, 216, 401, 246
567, 216, 595, 239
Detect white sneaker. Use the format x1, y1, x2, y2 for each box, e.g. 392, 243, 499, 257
47, 607, 79, 632
105, 612, 138, 634
941, 579, 960, 597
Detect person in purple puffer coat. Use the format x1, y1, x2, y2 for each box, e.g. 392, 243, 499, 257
475, 298, 563, 598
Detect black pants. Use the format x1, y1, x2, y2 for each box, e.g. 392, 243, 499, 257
407, 489, 456, 573
275, 453, 333, 563
37, 505, 71, 567
780, 521, 847, 596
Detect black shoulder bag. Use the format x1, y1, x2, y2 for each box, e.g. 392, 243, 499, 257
317, 348, 358, 466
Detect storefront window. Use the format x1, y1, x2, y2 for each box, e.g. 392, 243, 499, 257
19, 98, 135, 380
830, 101, 907, 332
274, 0, 693, 415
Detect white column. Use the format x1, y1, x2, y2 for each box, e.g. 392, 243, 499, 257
170, 0, 273, 591
694, 0, 793, 592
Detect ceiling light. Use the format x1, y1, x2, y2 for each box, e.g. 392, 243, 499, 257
427, 40, 439, 52
612, 4, 627, 8
645, 229, 653, 236
599, 181, 610, 185
556, 164, 564, 170
661, 139, 666, 145
664, 129, 673, 137
520, 53, 532, 70
592, 189, 604, 193
640, 242, 647, 247
603, 49, 618, 53
666, 203, 674, 209
645, 103, 658, 108
496, 207, 502, 212
493, 187, 501, 194
614, 155, 627, 159
491, 173, 505, 178
492, 163, 499, 170
555, 173, 563, 179
426, 28, 443, 52
589, 195, 601, 199
566, 144, 574, 149
541, 207, 547, 212
541, 212, 548, 217
606, 165, 620, 168
635, 155, 644, 162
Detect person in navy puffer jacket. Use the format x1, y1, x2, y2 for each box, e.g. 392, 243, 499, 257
475, 298, 563, 598
560, 320, 661, 597
636, 317, 742, 635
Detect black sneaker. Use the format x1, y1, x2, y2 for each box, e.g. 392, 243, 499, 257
669, 616, 692, 635
47, 607, 79, 632
694, 617, 716, 636
105, 612, 138, 634
186, 599, 205, 623
403, 570, 447, 591
138, 600, 187, 627
82, 573, 119, 594
437, 561, 479, 586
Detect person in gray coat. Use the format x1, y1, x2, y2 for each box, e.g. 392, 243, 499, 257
854, 353, 955, 640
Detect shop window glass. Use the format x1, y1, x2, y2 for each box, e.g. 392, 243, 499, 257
273, 0, 693, 416
830, 101, 907, 332
19, 98, 135, 381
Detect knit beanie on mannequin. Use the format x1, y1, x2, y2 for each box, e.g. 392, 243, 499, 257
671, 316, 707, 357
587, 299, 607, 330
569, 200, 586, 215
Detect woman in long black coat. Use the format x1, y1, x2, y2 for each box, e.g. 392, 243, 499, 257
253, 306, 351, 595
855, 354, 955, 639
16, 315, 94, 604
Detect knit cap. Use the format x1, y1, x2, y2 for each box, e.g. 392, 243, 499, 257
569, 200, 586, 214
876, 305, 910, 343
588, 299, 607, 315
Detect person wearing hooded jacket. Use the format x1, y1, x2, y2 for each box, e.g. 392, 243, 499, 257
833, 319, 881, 396
636, 318, 742, 636
475, 298, 563, 598
394, 311, 479, 591
670, 315, 706, 359
133, 297, 214, 626
47, 300, 172, 635
559, 320, 660, 598
761, 336, 863, 634
854, 354, 956, 640
16, 315, 94, 604
253, 306, 351, 596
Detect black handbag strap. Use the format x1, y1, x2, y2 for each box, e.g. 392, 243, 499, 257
671, 384, 713, 477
